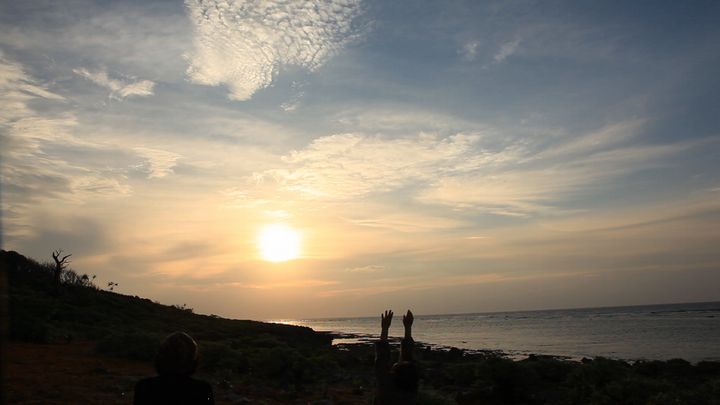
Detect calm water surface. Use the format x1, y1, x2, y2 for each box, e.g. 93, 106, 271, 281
274, 302, 720, 363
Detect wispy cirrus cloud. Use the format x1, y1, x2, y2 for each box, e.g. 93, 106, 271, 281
131, 147, 181, 179
0, 52, 136, 246
254, 132, 514, 199
318, 271, 585, 298
345, 265, 385, 272
74, 68, 155, 99
176, 279, 341, 292
248, 119, 708, 216
184, 0, 365, 100
0, 52, 131, 203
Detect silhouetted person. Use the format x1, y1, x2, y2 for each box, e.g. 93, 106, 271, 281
374, 310, 419, 405
134, 332, 214, 405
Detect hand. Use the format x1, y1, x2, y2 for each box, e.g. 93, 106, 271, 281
381, 310, 393, 330
403, 310, 414, 328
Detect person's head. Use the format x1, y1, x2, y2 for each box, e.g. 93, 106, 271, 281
392, 361, 419, 391
154, 332, 199, 376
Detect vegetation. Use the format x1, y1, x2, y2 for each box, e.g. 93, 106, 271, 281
4, 249, 720, 405
3, 250, 335, 383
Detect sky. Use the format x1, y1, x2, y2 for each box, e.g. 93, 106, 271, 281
1, 0, 719, 320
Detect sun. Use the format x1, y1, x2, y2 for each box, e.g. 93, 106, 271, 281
258, 224, 301, 262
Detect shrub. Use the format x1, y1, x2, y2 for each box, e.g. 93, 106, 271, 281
474, 354, 535, 399
444, 363, 478, 386
96, 332, 160, 361
633, 358, 696, 386
4, 251, 54, 286
528, 357, 576, 383
193, 329, 224, 342
61, 270, 97, 288
633, 360, 666, 378
288, 350, 340, 383
171, 303, 194, 313
252, 333, 283, 348
199, 341, 247, 373
565, 357, 630, 402
214, 368, 234, 389
249, 346, 299, 380
664, 358, 694, 376
229, 336, 254, 350
309, 350, 341, 373
696, 361, 720, 376
693, 378, 720, 405
601, 376, 674, 405
9, 294, 58, 342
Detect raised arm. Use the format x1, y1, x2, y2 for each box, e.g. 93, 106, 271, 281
375, 310, 394, 390
380, 310, 393, 341
399, 310, 415, 363
402, 309, 413, 340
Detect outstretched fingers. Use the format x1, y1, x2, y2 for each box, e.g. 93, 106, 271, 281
403, 310, 414, 328
381, 310, 394, 328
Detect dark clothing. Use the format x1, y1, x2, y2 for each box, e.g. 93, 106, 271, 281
374, 338, 419, 405
134, 375, 214, 405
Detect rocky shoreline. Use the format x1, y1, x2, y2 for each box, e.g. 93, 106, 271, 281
324, 331, 574, 362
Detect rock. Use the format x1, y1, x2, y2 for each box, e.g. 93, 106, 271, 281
448, 347, 464, 361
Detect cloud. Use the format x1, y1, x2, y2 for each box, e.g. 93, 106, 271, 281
0, 49, 64, 126
132, 147, 181, 179
318, 271, 585, 298
345, 265, 385, 272
255, 132, 510, 199
417, 122, 704, 215
1, 52, 136, 245
460, 40, 479, 61
74, 68, 155, 99
219, 187, 269, 209
333, 105, 486, 135
246, 119, 709, 216
494, 38, 520, 62
340, 211, 466, 232
184, 0, 365, 100
177, 279, 341, 292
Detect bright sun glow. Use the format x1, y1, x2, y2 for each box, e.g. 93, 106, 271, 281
258, 224, 301, 262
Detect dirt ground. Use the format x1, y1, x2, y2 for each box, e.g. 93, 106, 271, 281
4, 340, 369, 405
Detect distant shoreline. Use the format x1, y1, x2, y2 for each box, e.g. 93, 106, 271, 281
268, 300, 720, 323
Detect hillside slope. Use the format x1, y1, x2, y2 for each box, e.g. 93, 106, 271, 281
2, 250, 329, 349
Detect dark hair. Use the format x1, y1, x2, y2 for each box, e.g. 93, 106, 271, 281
154, 332, 199, 376
392, 361, 419, 391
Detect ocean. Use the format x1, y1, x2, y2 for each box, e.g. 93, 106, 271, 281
274, 301, 720, 363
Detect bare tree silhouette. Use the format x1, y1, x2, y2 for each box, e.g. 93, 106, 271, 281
51, 249, 72, 295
